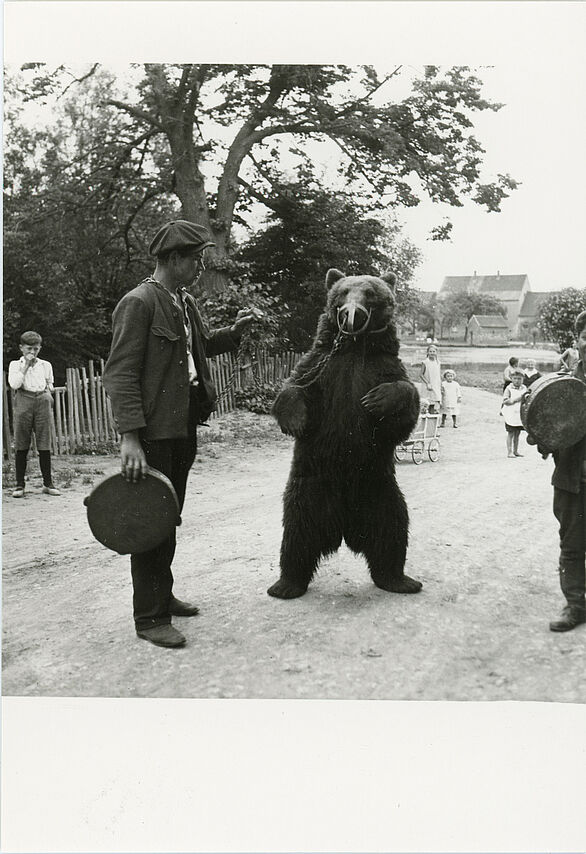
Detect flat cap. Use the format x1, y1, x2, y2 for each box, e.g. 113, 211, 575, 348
149, 220, 215, 257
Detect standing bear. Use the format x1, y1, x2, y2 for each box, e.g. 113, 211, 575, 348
268, 268, 422, 599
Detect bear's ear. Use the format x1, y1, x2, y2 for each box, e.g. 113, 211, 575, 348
381, 271, 397, 294
325, 268, 345, 290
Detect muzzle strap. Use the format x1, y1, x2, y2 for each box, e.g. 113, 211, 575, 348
337, 302, 372, 336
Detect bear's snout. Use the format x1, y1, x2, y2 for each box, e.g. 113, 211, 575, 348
337, 300, 372, 335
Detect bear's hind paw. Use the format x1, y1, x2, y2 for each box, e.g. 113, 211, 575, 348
375, 575, 423, 594
267, 579, 308, 599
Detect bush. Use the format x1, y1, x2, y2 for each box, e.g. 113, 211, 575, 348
538, 288, 586, 349
234, 381, 283, 414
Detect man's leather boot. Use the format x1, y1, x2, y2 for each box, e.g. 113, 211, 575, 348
137, 624, 186, 647
549, 605, 586, 632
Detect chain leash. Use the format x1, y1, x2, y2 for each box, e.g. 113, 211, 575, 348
215, 343, 264, 404
289, 332, 345, 390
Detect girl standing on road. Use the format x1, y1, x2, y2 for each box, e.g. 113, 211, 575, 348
420, 344, 442, 414
440, 369, 462, 428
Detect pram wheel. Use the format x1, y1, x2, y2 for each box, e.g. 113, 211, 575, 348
394, 445, 407, 462
412, 441, 424, 465
428, 438, 440, 462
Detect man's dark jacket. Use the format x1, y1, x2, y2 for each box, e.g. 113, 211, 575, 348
551, 360, 586, 494
103, 278, 239, 440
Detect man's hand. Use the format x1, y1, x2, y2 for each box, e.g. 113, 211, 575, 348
120, 432, 148, 482
526, 433, 551, 459
231, 307, 264, 334
22, 353, 36, 372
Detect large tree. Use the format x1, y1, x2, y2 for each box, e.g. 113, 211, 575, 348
17, 63, 518, 294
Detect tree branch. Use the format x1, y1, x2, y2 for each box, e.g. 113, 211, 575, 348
333, 65, 403, 119
237, 176, 289, 215
176, 65, 191, 105
106, 99, 164, 130
59, 63, 99, 99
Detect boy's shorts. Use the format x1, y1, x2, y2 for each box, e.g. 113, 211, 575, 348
504, 423, 523, 434
13, 389, 53, 451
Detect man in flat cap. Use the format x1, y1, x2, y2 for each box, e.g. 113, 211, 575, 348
104, 220, 261, 648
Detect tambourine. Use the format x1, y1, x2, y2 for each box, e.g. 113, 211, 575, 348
84, 467, 182, 554
520, 373, 586, 450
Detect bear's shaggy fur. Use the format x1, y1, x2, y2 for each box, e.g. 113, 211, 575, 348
268, 268, 422, 600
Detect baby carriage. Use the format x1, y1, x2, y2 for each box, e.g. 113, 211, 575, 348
394, 408, 441, 465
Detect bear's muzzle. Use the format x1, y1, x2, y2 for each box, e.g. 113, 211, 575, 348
336, 301, 372, 336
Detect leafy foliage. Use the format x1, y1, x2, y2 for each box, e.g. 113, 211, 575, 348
235, 175, 422, 349
234, 381, 283, 414
197, 276, 287, 353
537, 288, 586, 349
3, 68, 178, 379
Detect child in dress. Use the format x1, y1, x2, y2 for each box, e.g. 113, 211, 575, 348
419, 344, 441, 414
440, 369, 462, 428
501, 368, 527, 458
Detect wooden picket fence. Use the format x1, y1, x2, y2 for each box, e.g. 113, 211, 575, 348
2, 349, 301, 458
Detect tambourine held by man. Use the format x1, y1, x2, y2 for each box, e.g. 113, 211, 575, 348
84, 467, 182, 554
521, 372, 586, 451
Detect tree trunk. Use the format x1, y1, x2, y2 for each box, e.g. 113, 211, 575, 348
167, 131, 231, 294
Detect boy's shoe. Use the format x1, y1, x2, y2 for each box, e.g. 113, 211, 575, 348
42, 485, 61, 496
12, 486, 25, 498
549, 606, 586, 632
136, 624, 186, 648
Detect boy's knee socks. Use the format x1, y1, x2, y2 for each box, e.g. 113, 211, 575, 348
38, 450, 53, 487
15, 450, 28, 486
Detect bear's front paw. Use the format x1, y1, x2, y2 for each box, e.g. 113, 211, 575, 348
361, 381, 415, 418
272, 387, 308, 437
267, 579, 308, 599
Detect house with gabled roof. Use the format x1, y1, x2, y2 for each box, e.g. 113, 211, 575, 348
439, 271, 530, 336
467, 314, 509, 346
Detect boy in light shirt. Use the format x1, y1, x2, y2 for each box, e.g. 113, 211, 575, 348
501, 368, 527, 458
7, 331, 60, 498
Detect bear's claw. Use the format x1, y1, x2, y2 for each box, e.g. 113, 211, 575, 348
375, 575, 423, 594
267, 579, 308, 599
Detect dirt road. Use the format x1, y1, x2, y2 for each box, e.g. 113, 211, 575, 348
2, 388, 585, 700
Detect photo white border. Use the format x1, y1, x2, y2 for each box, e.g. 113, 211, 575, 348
3, 2, 586, 852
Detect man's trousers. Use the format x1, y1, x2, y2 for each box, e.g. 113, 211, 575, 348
553, 484, 586, 612
131, 392, 199, 630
